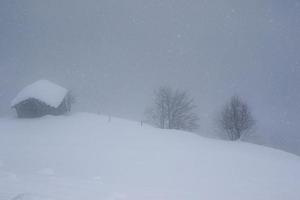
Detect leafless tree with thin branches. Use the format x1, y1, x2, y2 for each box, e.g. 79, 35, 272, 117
218, 95, 255, 140
146, 86, 199, 131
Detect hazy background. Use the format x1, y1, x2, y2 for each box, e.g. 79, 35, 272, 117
0, 0, 299, 154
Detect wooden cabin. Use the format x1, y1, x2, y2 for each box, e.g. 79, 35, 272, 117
11, 80, 72, 118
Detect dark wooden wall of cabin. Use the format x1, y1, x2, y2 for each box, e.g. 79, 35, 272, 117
14, 98, 70, 118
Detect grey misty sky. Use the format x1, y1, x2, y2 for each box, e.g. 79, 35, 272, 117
0, 0, 299, 150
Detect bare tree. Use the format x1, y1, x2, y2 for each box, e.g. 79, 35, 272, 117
65, 90, 76, 112
218, 95, 255, 140
146, 86, 199, 131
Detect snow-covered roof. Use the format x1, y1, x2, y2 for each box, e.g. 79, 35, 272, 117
11, 80, 68, 108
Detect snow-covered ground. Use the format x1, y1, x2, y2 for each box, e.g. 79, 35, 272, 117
0, 113, 300, 200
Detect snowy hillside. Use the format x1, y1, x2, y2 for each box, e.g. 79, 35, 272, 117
0, 113, 300, 200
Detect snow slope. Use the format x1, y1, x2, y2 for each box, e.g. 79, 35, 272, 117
0, 113, 300, 200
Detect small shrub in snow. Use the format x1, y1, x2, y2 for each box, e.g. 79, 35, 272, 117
218, 95, 255, 140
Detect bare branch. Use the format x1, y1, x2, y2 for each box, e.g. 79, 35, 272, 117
218, 96, 255, 140
146, 86, 199, 131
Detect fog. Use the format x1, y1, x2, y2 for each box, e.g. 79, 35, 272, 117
0, 1, 299, 154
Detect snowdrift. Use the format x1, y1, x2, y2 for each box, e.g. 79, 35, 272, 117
0, 113, 300, 200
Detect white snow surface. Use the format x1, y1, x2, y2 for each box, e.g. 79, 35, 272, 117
11, 193, 55, 200
0, 113, 300, 200
11, 80, 68, 108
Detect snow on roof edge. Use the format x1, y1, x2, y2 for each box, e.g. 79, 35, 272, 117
11, 80, 68, 108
